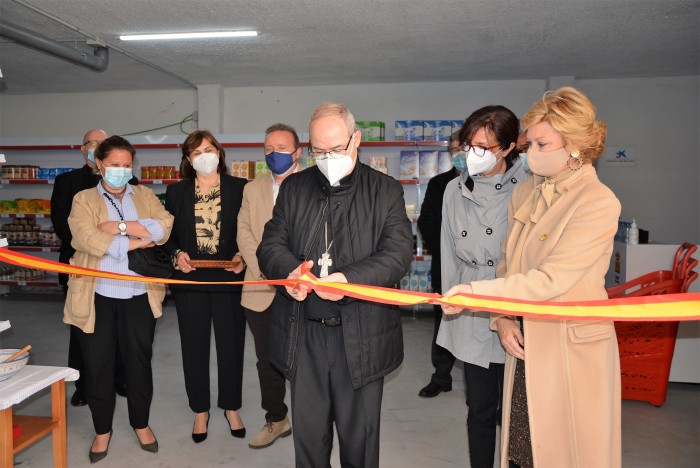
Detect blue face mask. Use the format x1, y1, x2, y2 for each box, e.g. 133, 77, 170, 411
518, 153, 531, 174
452, 151, 467, 172
87, 148, 96, 165
265, 151, 295, 175
102, 166, 132, 190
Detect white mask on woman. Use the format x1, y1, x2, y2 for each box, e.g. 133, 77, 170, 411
466, 147, 500, 176
191, 152, 219, 176
526, 147, 569, 177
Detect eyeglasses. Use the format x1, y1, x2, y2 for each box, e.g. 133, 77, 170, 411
308, 135, 354, 160
461, 143, 502, 157
82, 140, 103, 149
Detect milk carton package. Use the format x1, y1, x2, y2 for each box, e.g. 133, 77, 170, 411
400, 151, 420, 179
438, 151, 454, 173
452, 119, 464, 134
417, 270, 429, 293
419, 151, 438, 179
424, 120, 453, 141
356, 121, 385, 141
410, 270, 420, 292
399, 273, 411, 290
395, 120, 424, 141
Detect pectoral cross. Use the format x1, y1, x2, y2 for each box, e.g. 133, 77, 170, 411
318, 252, 333, 278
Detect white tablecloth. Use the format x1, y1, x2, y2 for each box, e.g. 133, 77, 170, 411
0, 365, 79, 410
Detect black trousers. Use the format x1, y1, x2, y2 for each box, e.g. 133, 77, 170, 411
245, 307, 288, 422
430, 305, 457, 387
65, 287, 125, 392
291, 321, 383, 468
174, 290, 246, 413
76, 293, 156, 435
464, 361, 505, 468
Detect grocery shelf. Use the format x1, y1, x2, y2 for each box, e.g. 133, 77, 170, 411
6, 246, 60, 252
0, 179, 54, 185
1, 141, 449, 151
137, 179, 180, 185
0, 279, 60, 287
0, 213, 49, 218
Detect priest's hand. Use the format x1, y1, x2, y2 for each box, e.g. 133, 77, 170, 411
316, 272, 347, 302
286, 260, 314, 301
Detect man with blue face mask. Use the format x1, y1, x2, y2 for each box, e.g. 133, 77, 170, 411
237, 123, 300, 449
50, 128, 134, 407
416, 131, 461, 398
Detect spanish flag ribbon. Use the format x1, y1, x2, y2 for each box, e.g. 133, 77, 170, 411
1, 248, 698, 321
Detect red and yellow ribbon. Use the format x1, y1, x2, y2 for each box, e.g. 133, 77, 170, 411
1, 247, 698, 321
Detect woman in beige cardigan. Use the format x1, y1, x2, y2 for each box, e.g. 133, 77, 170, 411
443, 87, 621, 468
64, 135, 173, 463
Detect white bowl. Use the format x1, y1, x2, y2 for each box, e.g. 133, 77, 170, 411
0, 349, 30, 382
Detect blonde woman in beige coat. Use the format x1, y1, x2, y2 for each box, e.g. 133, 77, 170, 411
442, 87, 622, 468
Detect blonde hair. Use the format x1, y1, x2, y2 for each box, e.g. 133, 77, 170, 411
309, 102, 357, 135
521, 87, 607, 163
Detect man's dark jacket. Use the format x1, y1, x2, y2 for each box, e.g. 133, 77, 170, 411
257, 162, 413, 389
50, 165, 137, 286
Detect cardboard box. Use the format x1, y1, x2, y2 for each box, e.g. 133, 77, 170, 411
231, 160, 254, 179
356, 121, 385, 141
399, 151, 419, 179
452, 119, 464, 134
395, 120, 424, 141
419, 151, 438, 179
438, 151, 453, 173
255, 160, 270, 179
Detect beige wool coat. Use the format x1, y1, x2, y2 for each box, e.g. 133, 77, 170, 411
470, 165, 622, 468
237, 175, 277, 312
63, 185, 173, 333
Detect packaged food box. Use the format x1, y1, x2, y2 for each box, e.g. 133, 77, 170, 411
231, 161, 255, 179
395, 120, 424, 141
417, 270, 429, 292
438, 151, 454, 173
399, 273, 410, 290
368, 156, 388, 174
452, 119, 464, 134
356, 121, 385, 141
399, 151, 419, 179
255, 160, 270, 179
419, 151, 438, 179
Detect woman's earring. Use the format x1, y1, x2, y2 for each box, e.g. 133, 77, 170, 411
567, 153, 583, 171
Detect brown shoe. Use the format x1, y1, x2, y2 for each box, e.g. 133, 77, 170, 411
248, 417, 292, 449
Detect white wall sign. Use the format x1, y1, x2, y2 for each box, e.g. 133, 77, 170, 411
602, 144, 637, 167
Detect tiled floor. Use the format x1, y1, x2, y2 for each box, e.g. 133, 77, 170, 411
1, 293, 698, 467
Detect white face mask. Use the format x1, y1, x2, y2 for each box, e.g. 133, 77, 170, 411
317, 154, 354, 186
191, 152, 219, 176
315, 134, 356, 185
466, 147, 500, 176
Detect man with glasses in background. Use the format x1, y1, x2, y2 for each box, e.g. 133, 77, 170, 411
257, 103, 413, 467
416, 131, 462, 398
237, 123, 300, 449
50, 128, 132, 406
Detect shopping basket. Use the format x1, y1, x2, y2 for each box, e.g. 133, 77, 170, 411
607, 243, 697, 406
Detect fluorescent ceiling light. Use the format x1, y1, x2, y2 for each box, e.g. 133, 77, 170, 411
120, 31, 258, 41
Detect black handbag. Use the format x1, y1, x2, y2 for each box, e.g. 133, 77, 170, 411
127, 246, 173, 278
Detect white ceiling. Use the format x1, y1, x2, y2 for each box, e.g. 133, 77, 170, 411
0, 0, 698, 95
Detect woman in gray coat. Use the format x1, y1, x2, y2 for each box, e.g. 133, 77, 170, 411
437, 105, 529, 468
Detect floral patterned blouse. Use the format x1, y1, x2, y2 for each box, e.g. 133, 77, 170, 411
194, 178, 221, 255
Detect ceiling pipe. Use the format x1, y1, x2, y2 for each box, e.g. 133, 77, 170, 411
0, 19, 108, 72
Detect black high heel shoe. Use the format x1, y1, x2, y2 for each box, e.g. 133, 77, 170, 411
89, 430, 112, 464
192, 411, 210, 443
133, 426, 158, 453
224, 410, 246, 438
